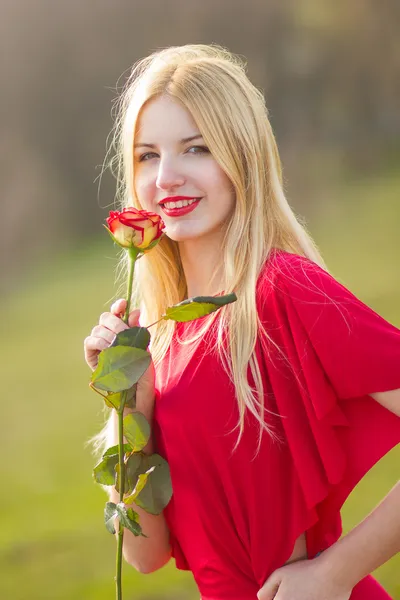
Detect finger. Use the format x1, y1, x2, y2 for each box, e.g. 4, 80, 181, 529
110, 299, 127, 317
84, 336, 110, 354
257, 585, 279, 600
257, 572, 281, 600
128, 309, 141, 328
99, 312, 129, 333
91, 325, 116, 345
84, 336, 110, 370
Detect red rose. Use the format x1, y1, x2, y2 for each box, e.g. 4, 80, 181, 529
106, 208, 165, 251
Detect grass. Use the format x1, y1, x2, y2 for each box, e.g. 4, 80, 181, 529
0, 170, 399, 599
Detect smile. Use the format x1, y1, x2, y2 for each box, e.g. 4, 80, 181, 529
160, 198, 201, 217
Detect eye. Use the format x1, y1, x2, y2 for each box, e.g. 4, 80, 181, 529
186, 145, 210, 154
137, 145, 209, 162
138, 152, 158, 162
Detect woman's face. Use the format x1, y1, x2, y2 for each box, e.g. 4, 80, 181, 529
134, 95, 235, 243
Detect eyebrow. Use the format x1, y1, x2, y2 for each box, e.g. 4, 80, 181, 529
134, 134, 203, 149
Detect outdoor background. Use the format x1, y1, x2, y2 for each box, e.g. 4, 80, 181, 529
1, 1, 399, 599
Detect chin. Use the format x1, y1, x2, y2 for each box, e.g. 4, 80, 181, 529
164, 225, 204, 243
166, 233, 197, 243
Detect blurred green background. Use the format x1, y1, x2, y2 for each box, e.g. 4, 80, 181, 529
1, 1, 399, 598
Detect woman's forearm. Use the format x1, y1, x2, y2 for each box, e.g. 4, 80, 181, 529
318, 481, 400, 588
108, 403, 172, 574
108, 484, 172, 574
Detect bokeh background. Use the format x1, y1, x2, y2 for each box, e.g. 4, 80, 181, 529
1, 1, 399, 598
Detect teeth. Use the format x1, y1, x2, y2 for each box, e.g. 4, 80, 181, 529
163, 198, 198, 209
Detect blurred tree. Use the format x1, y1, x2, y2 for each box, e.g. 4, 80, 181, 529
1, 0, 399, 290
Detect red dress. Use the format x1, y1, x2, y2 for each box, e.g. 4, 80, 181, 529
153, 250, 400, 600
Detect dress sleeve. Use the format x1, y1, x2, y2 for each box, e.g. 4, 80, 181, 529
258, 252, 400, 555
277, 253, 400, 400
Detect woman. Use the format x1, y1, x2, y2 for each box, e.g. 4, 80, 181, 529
84, 44, 400, 600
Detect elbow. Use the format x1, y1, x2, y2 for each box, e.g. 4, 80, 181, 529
124, 548, 172, 574
137, 555, 171, 574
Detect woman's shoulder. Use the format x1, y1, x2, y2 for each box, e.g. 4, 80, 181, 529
256, 248, 361, 332
257, 248, 331, 301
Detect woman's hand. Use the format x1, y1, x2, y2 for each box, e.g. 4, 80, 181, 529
84, 299, 132, 371
257, 557, 352, 600
84, 299, 156, 415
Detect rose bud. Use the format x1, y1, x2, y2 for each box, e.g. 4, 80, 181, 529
106, 208, 165, 251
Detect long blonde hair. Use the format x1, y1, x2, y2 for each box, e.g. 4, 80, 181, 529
102, 44, 326, 452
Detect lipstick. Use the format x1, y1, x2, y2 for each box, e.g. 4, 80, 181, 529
160, 197, 201, 217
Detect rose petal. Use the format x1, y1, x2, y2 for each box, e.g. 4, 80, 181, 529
106, 208, 165, 250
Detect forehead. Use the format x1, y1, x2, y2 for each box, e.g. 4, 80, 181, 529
135, 95, 199, 141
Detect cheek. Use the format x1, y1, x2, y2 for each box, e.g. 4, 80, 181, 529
209, 167, 235, 210
134, 171, 154, 208
206, 161, 231, 190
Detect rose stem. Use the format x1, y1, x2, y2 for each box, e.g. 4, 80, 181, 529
116, 246, 139, 600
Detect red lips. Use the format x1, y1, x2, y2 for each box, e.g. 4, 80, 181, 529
160, 198, 202, 217
158, 195, 201, 205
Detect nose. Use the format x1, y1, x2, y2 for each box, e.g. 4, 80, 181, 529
156, 158, 185, 191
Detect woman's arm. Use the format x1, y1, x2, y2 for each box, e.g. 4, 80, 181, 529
108, 394, 172, 574
371, 388, 400, 417
318, 480, 400, 589
257, 389, 400, 599
257, 481, 400, 600
318, 388, 400, 587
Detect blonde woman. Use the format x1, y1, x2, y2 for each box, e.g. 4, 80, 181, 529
84, 45, 400, 600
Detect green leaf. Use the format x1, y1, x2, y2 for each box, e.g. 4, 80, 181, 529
131, 467, 155, 502
96, 444, 132, 488
116, 453, 152, 495
163, 293, 237, 322
124, 384, 137, 410
116, 502, 144, 537
114, 462, 128, 495
125, 454, 172, 515
93, 454, 119, 486
123, 412, 150, 452
103, 392, 122, 410
104, 501, 118, 534
191, 293, 237, 306
104, 386, 137, 410
91, 346, 151, 392
111, 327, 151, 351
124, 452, 145, 494
103, 443, 132, 458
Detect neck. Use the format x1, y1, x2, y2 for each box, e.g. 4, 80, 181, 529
178, 233, 225, 299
